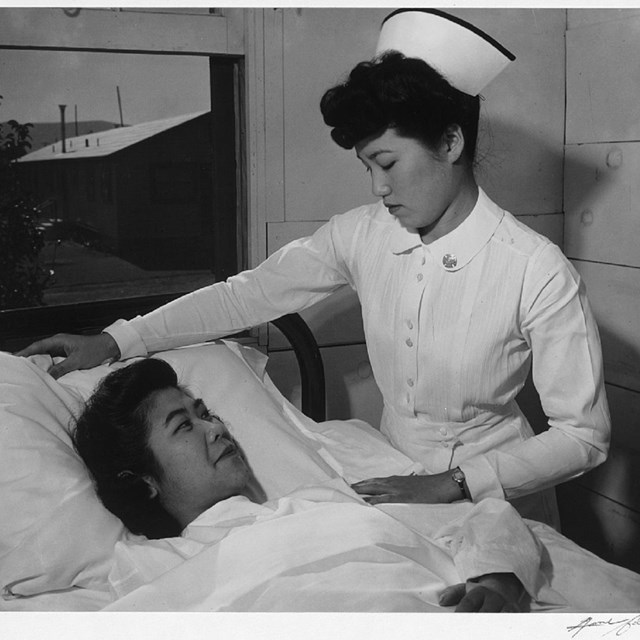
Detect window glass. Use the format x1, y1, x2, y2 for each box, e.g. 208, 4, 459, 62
1, 47, 235, 310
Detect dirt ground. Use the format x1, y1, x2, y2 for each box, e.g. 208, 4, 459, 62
40, 239, 215, 305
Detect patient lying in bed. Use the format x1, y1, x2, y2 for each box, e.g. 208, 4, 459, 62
2, 343, 639, 612
75, 358, 527, 612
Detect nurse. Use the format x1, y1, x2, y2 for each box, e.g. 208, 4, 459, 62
19, 10, 610, 527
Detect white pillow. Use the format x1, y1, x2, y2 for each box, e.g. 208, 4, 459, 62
0, 351, 125, 599
0, 341, 340, 599
0, 339, 419, 600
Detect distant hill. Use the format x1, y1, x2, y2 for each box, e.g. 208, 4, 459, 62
3, 120, 122, 156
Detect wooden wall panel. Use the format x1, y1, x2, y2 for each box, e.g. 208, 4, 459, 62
280, 7, 388, 222
573, 261, 640, 394
566, 14, 640, 144
517, 213, 563, 246
565, 142, 640, 268
606, 384, 640, 451
448, 8, 566, 216
557, 460, 640, 574
562, 9, 640, 574
267, 344, 383, 428
567, 7, 640, 29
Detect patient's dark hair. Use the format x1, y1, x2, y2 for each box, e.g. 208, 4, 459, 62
73, 358, 182, 539
320, 51, 480, 162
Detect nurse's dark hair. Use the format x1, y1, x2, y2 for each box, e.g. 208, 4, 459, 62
320, 51, 480, 162
73, 358, 183, 539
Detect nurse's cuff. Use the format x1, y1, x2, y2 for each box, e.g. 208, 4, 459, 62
104, 320, 148, 360
458, 455, 504, 502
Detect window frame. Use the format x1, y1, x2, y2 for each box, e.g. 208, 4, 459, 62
0, 7, 248, 349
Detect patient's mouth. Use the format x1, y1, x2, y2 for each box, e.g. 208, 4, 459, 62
214, 440, 238, 465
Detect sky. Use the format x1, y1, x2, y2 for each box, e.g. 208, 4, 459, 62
0, 8, 211, 126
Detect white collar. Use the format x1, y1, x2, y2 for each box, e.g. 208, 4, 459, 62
389, 188, 504, 271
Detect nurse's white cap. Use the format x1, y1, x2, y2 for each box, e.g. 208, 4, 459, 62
375, 9, 515, 96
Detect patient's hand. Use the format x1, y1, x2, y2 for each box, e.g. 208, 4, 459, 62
16, 332, 120, 379
351, 472, 464, 505
439, 573, 525, 612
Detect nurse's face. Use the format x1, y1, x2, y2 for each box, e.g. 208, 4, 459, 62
144, 387, 254, 528
355, 127, 463, 235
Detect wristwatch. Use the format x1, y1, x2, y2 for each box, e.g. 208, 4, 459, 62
451, 467, 469, 500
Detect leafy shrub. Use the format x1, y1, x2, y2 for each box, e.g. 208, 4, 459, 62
0, 99, 51, 309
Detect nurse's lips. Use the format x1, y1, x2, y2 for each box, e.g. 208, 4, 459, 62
385, 203, 401, 215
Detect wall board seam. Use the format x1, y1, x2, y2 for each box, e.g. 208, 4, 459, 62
570, 482, 640, 517
570, 257, 640, 270
606, 381, 640, 395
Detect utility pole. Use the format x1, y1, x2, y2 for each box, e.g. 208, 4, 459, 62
116, 86, 124, 127
59, 104, 67, 153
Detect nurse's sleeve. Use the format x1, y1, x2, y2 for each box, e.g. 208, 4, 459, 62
464, 243, 610, 501
104, 213, 359, 359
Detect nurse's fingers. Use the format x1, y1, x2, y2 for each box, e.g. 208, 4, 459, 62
360, 494, 395, 505
351, 477, 396, 494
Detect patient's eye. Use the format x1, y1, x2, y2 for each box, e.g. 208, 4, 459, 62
192, 399, 221, 424
176, 419, 193, 433
200, 406, 221, 423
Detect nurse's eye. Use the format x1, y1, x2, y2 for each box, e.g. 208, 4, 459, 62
380, 161, 395, 171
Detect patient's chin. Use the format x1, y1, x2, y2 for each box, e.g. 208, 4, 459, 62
246, 474, 267, 504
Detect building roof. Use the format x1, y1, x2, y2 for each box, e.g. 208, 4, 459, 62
18, 111, 208, 163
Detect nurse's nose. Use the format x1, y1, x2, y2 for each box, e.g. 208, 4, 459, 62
371, 173, 391, 198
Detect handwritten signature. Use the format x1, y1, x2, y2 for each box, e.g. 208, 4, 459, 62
566, 615, 640, 638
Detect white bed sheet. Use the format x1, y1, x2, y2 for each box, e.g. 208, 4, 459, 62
3, 345, 639, 614
101, 480, 640, 613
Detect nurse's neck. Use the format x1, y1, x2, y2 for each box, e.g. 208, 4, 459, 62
419, 174, 479, 245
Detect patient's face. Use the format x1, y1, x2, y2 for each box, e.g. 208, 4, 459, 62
144, 387, 254, 528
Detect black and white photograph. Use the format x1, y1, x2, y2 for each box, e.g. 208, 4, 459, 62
1, 4, 639, 639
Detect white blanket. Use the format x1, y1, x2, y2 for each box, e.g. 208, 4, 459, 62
104, 480, 640, 613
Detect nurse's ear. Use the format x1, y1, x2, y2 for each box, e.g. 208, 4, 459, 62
442, 124, 465, 164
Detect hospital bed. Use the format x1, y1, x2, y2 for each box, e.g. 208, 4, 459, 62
1, 302, 639, 613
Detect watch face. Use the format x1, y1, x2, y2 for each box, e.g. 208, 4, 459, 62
452, 468, 465, 482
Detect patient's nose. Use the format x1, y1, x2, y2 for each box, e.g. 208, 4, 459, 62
204, 419, 225, 443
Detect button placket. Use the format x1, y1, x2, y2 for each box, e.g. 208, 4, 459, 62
401, 251, 425, 410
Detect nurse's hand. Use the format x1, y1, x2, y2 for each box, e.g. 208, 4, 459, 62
438, 573, 525, 612
351, 471, 463, 505
15, 332, 120, 379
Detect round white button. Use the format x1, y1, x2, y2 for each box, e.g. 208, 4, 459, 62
407, 378, 414, 387
417, 273, 423, 282
439, 427, 448, 436
406, 338, 413, 347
